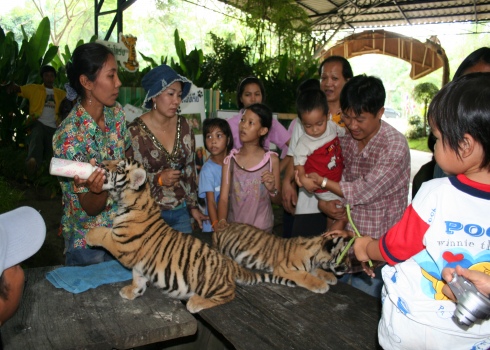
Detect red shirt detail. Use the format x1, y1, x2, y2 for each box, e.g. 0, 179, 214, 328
304, 136, 343, 193
379, 204, 429, 265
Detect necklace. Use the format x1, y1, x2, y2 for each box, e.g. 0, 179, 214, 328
137, 116, 182, 164
149, 113, 172, 134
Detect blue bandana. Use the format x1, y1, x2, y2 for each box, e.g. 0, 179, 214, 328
141, 64, 192, 109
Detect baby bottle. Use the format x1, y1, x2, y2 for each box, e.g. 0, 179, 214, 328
49, 158, 111, 190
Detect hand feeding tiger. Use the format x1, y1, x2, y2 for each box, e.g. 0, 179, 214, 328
85, 158, 295, 313
213, 223, 349, 293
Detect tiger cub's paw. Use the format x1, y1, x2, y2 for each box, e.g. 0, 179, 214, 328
85, 228, 99, 246
310, 281, 330, 294
119, 284, 146, 300
85, 227, 109, 246
325, 274, 338, 285
317, 270, 338, 285
186, 299, 204, 314
186, 294, 222, 313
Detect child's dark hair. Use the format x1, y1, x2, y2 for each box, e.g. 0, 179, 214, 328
236, 77, 266, 109
428, 72, 490, 169
454, 47, 490, 79
244, 103, 272, 148
340, 75, 385, 116
202, 118, 234, 153
40, 65, 56, 78
59, 98, 75, 121
296, 79, 321, 94
66, 43, 114, 99
296, 88, 328, 121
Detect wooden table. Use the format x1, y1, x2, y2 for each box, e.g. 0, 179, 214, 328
1, 266, 197, 350
199, 281, 382, 350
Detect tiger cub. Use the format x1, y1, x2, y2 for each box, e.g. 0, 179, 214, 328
213, 223, 349, 293
85, 159, 294, 313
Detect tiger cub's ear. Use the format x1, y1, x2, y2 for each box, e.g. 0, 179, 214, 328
129, 167, 147, 190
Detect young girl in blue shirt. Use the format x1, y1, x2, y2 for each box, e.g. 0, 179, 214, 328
198, 118, 233, 232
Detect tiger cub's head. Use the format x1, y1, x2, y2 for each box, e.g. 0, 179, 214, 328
319, 236, 350, 275
101, 158, 147, 195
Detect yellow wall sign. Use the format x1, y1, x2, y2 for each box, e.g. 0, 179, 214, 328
97, 33, 139, 72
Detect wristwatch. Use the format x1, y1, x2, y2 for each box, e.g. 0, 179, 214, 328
321, 177, 328, 189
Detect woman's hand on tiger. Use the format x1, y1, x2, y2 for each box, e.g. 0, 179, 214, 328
159, 169, 181, 187
190, 208, 208, 230
260, 170, 275, 192
323, 229, 354, 239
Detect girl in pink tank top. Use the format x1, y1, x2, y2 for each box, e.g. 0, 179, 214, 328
217, 103, 281, 233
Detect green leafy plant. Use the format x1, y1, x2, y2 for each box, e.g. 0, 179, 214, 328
133, 30, 204, 89
406, 115, 427, 139
171, 29, 204, 84
49, 35, 98, 87
412, 82, 439, 136
239, 0, 312, 70
201, 33, 254, 92
259, 54, 318, 113
199, 33, 318, 113
0, 18, 61, 147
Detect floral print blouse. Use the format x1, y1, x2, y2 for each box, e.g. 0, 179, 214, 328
52, 102, 131, 250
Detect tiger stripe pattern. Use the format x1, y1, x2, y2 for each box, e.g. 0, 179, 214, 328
85, 159, 294, 313
213, 222, 349, 293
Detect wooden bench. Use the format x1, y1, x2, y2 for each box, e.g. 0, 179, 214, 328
198, 281, 382, 350
2, 266, 197, 350
2, 258, 381, 349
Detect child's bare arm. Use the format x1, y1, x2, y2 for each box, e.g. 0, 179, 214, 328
296, 165, 308, 186
354, 236, 385, 263
217, 162, 231, 229
206, 191, 218, 227
271, 154, 282, 205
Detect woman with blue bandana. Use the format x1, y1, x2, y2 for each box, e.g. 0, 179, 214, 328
126, 65, 207, 233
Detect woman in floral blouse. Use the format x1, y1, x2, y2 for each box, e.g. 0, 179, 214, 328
126, 64, 207, 233
52, 43, 131, 266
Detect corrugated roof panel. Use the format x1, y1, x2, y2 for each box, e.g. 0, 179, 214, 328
219, 0, 490, 32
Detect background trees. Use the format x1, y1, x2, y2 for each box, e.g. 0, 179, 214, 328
412, 82, 440, 137
1, 0, 489, 115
